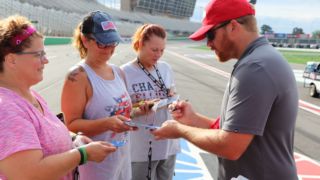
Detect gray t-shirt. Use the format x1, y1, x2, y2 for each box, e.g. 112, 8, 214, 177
219, 37, 298, 180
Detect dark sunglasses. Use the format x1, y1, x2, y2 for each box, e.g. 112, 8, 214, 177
88, 36, 119, 49
95, 41, 119, 49
206, 20, 231, 41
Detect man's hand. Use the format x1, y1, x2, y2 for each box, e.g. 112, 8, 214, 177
151, 120, 183, 140
169, 100, 197, 126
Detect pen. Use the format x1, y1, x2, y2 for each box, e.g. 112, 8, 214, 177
170, 99, 189, 112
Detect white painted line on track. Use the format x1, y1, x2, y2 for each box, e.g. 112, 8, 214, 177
167, 50, 320, 117
175, 169, 206, 173
295, 158, 304, 163
184, 54, 216, 59
299, 100, 320, 116
176, 159, 203, 168
299, 175, 320, 180
190, 177, 207, 180
168, 51, 230, 78
299, 175, 320, 179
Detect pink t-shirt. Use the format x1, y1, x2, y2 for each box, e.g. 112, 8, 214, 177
0, 88, 73, 180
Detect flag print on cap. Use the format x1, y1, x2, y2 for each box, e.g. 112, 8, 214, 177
101, 21, 116, 31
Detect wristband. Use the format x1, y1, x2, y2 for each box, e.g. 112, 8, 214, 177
77, 147, 87, 165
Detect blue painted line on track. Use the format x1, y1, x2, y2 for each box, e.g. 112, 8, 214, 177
175, 172, 204, 179
176, 150, 198, 164
180, 138, 191, 152
173, 139, 207, 180
175, 162, 202, 170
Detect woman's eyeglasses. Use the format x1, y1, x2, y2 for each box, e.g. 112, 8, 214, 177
15, 50, 47, 61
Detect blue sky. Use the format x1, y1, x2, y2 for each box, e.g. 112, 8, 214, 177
98, 0, 320, 34
191, 0, 320, 34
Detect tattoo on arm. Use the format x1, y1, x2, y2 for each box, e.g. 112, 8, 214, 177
67, 66, 85, 82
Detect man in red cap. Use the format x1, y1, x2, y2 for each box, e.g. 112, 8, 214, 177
152, 0, 299, 179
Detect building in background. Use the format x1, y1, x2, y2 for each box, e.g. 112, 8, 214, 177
120, 0, 196, 19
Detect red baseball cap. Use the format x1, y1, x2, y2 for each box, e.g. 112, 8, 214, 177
189, 0, 255, 41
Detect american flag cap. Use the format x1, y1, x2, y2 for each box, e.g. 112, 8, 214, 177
91, 11, 122, 45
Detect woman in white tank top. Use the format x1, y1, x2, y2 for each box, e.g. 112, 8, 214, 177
61, 11, 135, 180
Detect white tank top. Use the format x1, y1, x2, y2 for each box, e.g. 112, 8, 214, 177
78, 61, 132, 180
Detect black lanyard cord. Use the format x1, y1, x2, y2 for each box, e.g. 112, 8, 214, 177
137, 58, 169, 97
144, 109, 157, 180
137, 58, 167, 179
146, 141, 152, 180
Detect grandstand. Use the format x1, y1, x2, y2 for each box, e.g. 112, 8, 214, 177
0, 0, 201, 38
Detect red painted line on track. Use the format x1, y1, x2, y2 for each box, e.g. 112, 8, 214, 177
295, 153, 320, 179
299, 100, 320, 113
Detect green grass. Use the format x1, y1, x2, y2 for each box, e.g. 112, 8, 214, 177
192, 45, 210, 51
191, 45, 320, 64
278, 50, 320, 64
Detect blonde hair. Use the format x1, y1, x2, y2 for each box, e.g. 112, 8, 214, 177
72, 12, 95, 59
0, 15, 42, 72
132, 24, 166, 52
73, 23, 87, 59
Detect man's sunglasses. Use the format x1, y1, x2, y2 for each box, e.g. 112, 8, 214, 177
206, 20, 231, 41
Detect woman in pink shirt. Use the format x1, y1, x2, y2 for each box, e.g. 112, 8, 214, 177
0, 15, 116, 180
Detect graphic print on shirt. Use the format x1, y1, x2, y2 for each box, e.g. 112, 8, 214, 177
130, 81, 167, 103
104, 93, 131, 118
104, 93, 131, 146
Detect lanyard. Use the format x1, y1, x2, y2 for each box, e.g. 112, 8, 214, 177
145, 111, 157, 180
137, 58, 169, 97
137, 58, 169, 179
147, 140, 152, 180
